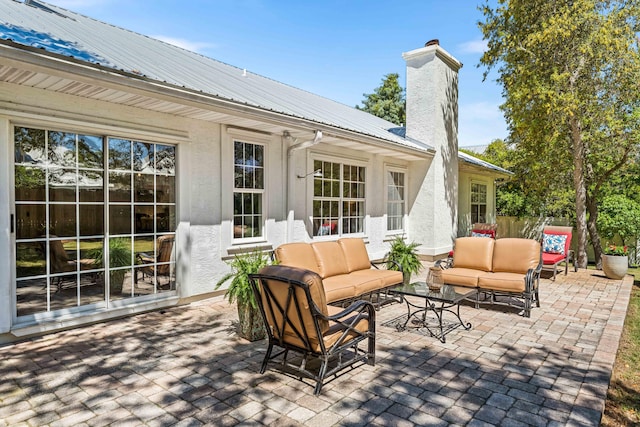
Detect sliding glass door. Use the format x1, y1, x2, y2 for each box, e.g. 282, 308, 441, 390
14, 126, 176, 319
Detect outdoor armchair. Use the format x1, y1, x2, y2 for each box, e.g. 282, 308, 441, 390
470, 222, 498, 238
135, 235, 175, 287
541, 226, 576, 280
249, 265, 376, 395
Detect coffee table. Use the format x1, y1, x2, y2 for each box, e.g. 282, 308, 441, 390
388, 282, 476, 343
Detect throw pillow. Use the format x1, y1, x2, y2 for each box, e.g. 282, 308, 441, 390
472, 231, 493, 238
543, 233, 567, 255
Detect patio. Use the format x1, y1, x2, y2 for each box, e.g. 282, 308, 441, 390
0, 267, 632, 426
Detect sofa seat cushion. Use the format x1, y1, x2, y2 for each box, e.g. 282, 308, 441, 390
542, 252, 566, 265
441, 267, 483, 288
350, 268, 402, 288
275, 243, 321, 275
478, 272, 526, 292
321, 274, 358, 303
345, 270, 385, 295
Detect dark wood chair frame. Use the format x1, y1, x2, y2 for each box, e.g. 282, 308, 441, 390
249, 267, 376, 395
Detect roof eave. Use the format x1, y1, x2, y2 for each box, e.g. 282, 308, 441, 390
1, 41, 434, 160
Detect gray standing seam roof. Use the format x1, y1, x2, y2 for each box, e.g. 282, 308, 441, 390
0, 0, 508, 174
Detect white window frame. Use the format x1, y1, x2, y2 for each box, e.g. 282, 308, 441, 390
385, 166, 407, 234
11, 121, 179, 322
470, 181, 488, 224
310, 155, 367, 239
225, 127, 270, 245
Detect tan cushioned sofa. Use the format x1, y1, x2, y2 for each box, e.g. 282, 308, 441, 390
440, 237, 542, 317
274, 238, 403, 304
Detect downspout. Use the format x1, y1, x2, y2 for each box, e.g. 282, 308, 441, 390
285, 130, 323, 242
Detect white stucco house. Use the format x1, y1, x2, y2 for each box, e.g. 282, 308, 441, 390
0, 0, 509, 342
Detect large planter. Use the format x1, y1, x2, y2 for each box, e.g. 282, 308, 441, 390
602, 255, 628, 280
237, 301, 266, 342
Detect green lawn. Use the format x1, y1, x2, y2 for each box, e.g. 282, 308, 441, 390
602, 266, 640, 426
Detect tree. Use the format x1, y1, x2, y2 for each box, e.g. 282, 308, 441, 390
479, 0, 640, 268
357, 73, 406, 126
466, 139, 574, 218
597, 195, 640, 259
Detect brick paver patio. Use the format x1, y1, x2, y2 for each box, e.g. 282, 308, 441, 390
0, 267, 633, 426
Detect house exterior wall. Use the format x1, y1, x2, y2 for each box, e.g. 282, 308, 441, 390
286, 144, 410, 260
0, 79, 414, 340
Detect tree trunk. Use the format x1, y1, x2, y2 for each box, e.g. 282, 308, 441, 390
570, 117, 589, 269
586, 194, 603, 269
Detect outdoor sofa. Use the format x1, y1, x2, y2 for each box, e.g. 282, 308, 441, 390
274, 238, 403, 305
437, 236, 542, 317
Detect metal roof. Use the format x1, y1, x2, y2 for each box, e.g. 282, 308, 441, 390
0, 0, 508, 174
390, 128, 511, 175
458, 150, 512, 176
0, 0, 435, 154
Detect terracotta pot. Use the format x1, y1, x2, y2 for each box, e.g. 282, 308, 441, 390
602, 255, 628, 280
237, 301, 266, 341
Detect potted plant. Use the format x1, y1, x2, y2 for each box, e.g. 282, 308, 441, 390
215, 249, 273, 341
386, 236, 423, 285
601, 244, 629, 280
90, 238, 133, 295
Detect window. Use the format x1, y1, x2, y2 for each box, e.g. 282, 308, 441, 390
233, 140, 264, 239
14, 126, 176, 318
387, 170, 405, 232
312, 159, 365, 236
471, 182, 487, 224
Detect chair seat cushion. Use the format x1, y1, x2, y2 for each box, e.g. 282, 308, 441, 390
321, 305, 370, 351
441, 267, 483, 288
542, 253, 566, 265
478, 272, 526, 292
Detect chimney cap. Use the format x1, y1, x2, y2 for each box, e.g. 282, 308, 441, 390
425, 39, 440, 47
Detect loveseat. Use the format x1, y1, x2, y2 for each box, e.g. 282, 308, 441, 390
274, 238, 403, 305
438, 237, 542, 317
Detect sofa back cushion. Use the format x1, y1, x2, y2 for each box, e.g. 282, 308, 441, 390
311, 241, 350, 278
338, 238, 371, 272
274, 243, 321, 275
492, 238, 541, 274
453, 237, 494, 272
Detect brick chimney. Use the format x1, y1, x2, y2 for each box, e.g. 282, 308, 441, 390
403, 41, 463, 257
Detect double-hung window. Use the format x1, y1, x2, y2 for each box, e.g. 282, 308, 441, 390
233, 140, 264, 240
386, 170, 405, 232
312, 159, 365, 237
471, 182, 487, 224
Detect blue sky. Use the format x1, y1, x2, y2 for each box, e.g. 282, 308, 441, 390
44, 0, 506, 148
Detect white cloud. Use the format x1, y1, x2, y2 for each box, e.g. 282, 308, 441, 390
151, 36, 214, 53
458, 39, 487, 54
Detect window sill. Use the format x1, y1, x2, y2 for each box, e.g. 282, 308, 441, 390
224, 241, 274, 260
